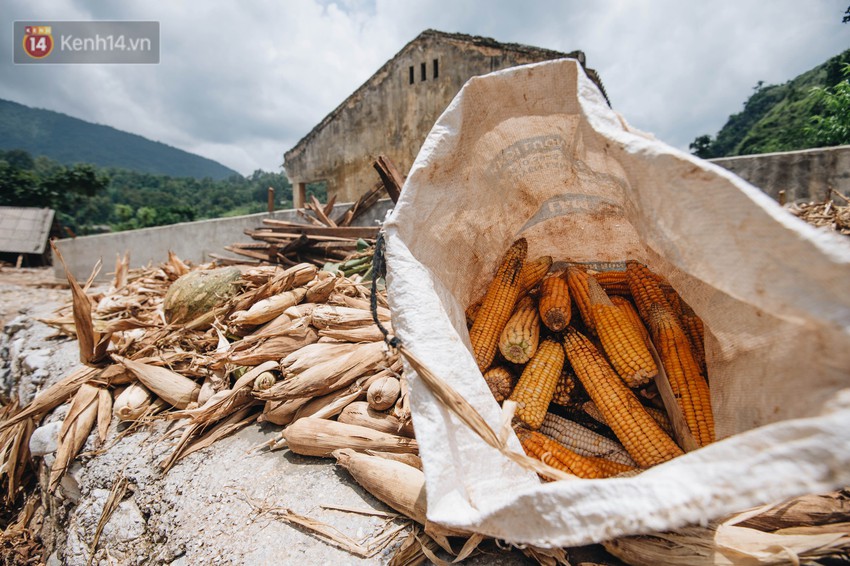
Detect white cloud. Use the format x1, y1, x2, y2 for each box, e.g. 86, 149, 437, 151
1, 0, 848, 174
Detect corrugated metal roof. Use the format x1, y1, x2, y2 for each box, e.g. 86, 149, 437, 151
0, 207, 55, 254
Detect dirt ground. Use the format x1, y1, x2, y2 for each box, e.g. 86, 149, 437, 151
0, 267, 70, 328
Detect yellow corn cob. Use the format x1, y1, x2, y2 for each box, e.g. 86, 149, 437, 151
588, 277, 657, 387
519, 255, 554, 295
499, 295, 541, 364
563, 328, 683, 468
466, 255, 552, 327
508, 339, 565, 429
590, 270, 630, 296
483, 366, 515, 403
566, 267, 597, 336
540, 413, 636, 467
583, 400, 673, 438
679, 303, 707, 375
551, 368, 577, 406
647, 303, 715, 447
662, 285, 684, 317
468, 238, 527, 371
610, 296, 651, 347
625, 261, 673, 323
516, 427, 632, 479
538, 273, 572, 332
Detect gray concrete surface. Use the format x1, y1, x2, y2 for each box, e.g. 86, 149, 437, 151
711, 144, 850, 203
53, 199, 394, 282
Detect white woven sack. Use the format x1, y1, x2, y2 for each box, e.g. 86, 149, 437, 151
383, 58, 850, 547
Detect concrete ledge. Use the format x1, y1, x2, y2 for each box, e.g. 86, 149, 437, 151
54, 199, 394, 281
711, 145, 850, 203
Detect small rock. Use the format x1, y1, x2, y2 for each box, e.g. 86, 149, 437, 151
45, 552, 61, 566
30, 421, 62, 456
101, 498, 146, 543
4, 315, 28, 336
22, 351, 50, 374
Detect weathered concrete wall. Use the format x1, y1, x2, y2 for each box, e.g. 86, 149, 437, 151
285, 31, 587, 203
53, 199, 394, 281
711, 145, 850, 202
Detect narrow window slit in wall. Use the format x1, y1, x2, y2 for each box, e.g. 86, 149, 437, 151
421, 62, 426, 82
409, 66, 414, 84
433, 59, 439, 79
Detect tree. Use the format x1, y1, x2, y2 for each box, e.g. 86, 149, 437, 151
689, 135, 715, 158
804, 63, 850, 147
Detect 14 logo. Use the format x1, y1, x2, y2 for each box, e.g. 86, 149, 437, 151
23, 26, 53, 59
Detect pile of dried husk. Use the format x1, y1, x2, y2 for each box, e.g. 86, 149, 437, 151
1, 246, 848, 565
786, 190, 850, 236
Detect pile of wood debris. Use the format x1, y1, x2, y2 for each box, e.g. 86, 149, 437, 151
787, 190, 850, 236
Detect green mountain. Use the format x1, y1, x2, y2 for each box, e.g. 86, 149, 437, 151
0, 98, 239, 180
693, 48, 850, 158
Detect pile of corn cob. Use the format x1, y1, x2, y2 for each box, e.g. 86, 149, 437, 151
467, 238, 714, 480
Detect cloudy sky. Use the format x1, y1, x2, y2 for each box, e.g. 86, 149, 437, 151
2, 1, 848, 175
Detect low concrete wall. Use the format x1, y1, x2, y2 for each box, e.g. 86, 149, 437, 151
54, 199, 394, 281
711, 145, 850, 203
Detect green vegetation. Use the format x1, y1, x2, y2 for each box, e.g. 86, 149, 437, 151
0, 98, 238, 180
0, 149, 316, 236
691, 49, 850, 158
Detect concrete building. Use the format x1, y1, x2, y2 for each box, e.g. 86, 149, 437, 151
284, 29, 606, 206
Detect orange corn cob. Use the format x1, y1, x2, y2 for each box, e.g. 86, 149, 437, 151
566, 266, 597, 336
469, 238, 527, 371
563, 328, 683, 468
551, 368, 577, 406
610, 296, 651, 347
662, 285, 684, 317
466, 255, 552, 326
538, 273, 571, 332
679, 303, 707, 375
591, 270, 630, 296
516, 427, 633, 479
588, 278, 657, 387
499, 295, 541, 364
483, 366, 516, 403
625, 261, 673, 323
519, 255, 554, 295
647, 303, 715, 447
508, 339, 565, 429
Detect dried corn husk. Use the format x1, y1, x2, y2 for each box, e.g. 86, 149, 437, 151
49, 384, 100, 492
0, 366, 100, 430
281, 342, 359, 373
261, 398, 310, 426
317, 324, 392, 343
96, 388, 112, 444
51, 243, 110, 366
219, 320, 319, 366
283, 303, 318, 322
282, 419, 418, 458
229, 287, 307, 327
364, 450, 423, 471
338, 402, 414, 437
289, 369, 392, 423
113, 383, 154, 421
333, 448, 427, 524
605, 493, 850, 566
367, 378, 401, 411
311, 305, 389, 330
112, 355, 200, 409
306, 276, 338, 303
260, 341, 391, 400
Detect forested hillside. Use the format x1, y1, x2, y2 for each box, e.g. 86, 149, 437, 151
0, 149, 309, 235
691, 49, 850, 158
0, 99, 239, 180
